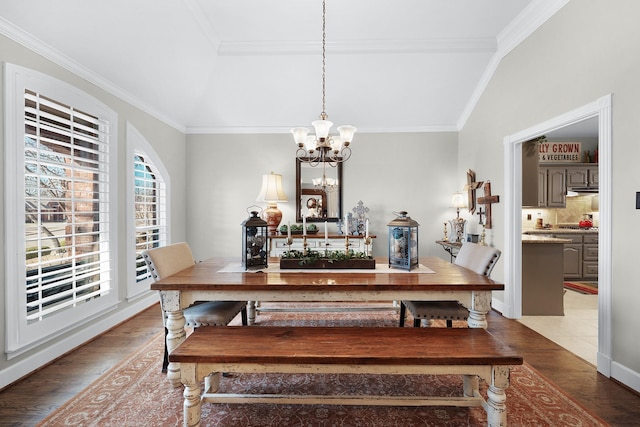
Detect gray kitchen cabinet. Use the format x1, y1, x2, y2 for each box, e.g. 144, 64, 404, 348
546, 167, 567, 207
566, 164, 598, 189
582, 234, 599, 279
550, 232, 598, 281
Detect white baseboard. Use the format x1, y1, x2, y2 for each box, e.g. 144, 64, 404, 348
611, 360, 640, 394
0, 293, 158, 390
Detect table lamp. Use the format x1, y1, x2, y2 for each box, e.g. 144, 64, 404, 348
450, 192, 467, 243
256, 172, 288, 235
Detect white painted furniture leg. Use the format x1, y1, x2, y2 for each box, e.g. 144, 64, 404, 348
181, 363, 201, 427
165, 309, 186, 387
485, 366, 510, 427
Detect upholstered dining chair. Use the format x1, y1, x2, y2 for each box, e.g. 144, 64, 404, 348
143, 242, 248, 372
399, 242, 501, 328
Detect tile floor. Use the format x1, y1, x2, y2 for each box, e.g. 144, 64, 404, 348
518, 288, 598, 365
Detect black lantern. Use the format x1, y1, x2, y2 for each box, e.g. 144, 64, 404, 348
242, 209, 268, 270
387, 211, 419, 270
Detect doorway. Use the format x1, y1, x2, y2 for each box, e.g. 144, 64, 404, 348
501, 94, 612, 377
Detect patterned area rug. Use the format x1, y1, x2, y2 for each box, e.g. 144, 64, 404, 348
564, 281, 598, 295
37, 303, 608, 427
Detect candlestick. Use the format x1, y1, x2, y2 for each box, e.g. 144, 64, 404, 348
302, 214, 306, 236
324, 221, 328, 245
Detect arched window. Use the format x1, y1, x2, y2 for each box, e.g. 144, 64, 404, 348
126, 123, 169, 298
4, 64, 118, 356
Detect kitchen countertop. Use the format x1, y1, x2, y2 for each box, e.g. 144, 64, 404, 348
523, 228, 599, 235
522, 235, 572, 244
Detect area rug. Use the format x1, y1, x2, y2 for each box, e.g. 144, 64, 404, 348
564, 281, 598, 295
37, 303, 609, 427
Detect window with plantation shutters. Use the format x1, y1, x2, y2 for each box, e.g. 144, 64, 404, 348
5, 64, 118, 355
125, 122, 169, 299
133, 153, 167, 283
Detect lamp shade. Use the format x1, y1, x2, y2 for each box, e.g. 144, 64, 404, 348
451, 192, 467, 208
256, 172, 288, 203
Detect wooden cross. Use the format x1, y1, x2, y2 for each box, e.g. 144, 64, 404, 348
465, 169, 483, 214
477, 181, 500, 229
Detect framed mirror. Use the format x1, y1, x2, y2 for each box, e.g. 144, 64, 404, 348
296, 158, 342, 222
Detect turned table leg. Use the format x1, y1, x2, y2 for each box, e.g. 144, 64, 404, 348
486, 366, 510, 427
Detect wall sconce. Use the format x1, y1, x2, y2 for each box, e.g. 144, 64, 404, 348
256, 171, 288, 235
450, 192, 467, 243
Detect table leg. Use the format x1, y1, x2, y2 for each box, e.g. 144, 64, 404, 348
248, 301, 256, 325
468, 291, 492, 329
166, 310, 186, 387
160, 290, 186, 387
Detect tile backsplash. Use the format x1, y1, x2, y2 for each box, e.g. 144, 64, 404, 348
522, 195, 599, 229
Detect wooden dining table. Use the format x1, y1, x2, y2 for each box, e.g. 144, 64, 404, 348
151, 256, 504, 387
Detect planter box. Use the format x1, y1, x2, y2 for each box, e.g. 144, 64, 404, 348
280, 258, 376, 269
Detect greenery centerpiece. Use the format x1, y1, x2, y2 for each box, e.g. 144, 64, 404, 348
280, 249, 375, 269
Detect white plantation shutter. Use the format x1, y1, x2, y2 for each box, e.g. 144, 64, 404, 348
23, 91, 111, 321
133, 153, 167, 283
5, 64, 118, 355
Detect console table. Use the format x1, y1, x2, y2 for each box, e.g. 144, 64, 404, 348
435, 240, 462, 261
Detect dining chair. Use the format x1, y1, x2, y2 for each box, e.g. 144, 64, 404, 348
143, 242, 248, 372
399, 242, 501, 327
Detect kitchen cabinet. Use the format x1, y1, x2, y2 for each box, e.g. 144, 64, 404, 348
534, 232, 598, 281
566, 164, 598, 189
538, 166, 566, 207
522, 237, 566, 315
582, 234, 599, 279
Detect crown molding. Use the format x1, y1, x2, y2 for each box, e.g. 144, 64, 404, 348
0, 16, 186, 133
184, 124, 458, 135
218, 37, 496, 56
456, 0, 570, 131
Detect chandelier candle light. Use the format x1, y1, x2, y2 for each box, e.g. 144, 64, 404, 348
291, 0, 356, 166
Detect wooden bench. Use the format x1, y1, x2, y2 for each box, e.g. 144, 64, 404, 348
170, 326, 523, 427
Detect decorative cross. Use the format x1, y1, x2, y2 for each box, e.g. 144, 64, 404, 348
477, 181, 500, 229
476, 207, 485, 225
465, 169, 483, 214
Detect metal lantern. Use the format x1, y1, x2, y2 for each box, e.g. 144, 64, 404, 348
242, 208, 268, 270
387, 211, 419, 270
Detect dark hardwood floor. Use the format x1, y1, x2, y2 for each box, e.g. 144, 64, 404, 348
0, 304, 638, 426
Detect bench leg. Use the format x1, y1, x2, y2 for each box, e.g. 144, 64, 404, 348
181, 363, 202, 427
486, 366, 510, 427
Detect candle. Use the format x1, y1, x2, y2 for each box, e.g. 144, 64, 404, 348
324, 221, 328, 244
365, 219, 369, 238
344, 215, 348, 235
287, 221, 291, 239
302, 214, 306, 236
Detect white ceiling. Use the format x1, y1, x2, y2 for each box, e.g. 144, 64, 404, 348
0, 0, 567, 134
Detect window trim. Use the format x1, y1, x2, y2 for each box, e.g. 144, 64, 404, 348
125, 122, 170, 299
4, 63, 119, 357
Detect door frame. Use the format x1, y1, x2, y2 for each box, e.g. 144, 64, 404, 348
501, 94, 612, 376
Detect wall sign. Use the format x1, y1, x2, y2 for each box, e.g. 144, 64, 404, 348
539, 142, 581, 162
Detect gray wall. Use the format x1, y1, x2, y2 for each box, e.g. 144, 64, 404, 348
185, 132, 459, 261
0, 34, 187, 387
460, 0, 640, 381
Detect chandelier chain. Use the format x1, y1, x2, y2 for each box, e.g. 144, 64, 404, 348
321, 0, 326, 120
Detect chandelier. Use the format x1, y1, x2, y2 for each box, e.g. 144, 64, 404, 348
291, 0, 356, 166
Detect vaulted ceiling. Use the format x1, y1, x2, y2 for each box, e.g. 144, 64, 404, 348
0, 0, 567, 134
